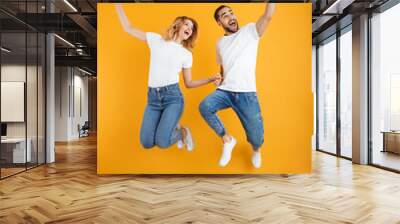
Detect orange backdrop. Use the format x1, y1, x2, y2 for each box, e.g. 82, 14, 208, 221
97, 3, 312, 174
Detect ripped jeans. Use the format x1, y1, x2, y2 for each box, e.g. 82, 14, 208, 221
199, 89, 264, 149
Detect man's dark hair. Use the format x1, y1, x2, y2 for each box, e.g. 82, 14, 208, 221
214, 5, 230, 22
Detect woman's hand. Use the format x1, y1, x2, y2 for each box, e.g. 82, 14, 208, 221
183, 69, 223, 88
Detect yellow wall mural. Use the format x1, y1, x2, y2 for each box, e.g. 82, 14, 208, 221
97, 3, 312, 174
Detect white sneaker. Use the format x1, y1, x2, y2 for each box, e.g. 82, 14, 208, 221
219, 137, 236, 167
182, 127, 194, 152
177, 140, 184, 149
252, 151, 262, 168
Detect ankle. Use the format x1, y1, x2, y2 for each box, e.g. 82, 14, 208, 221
222, 135, 231, 143
181, 126, 187, 142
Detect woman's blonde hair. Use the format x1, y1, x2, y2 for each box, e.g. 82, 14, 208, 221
164, 16, 198, 50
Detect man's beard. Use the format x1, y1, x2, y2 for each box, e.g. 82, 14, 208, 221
223, 24, 239, 34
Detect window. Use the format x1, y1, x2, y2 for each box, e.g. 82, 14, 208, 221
371, 3, 400, 171
340, 29, 352, 158
318, 36, 337, 154
0, 1, 46, 179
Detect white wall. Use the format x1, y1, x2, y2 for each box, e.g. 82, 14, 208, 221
55, 67, 70, 141
72, 73, 89, 138
1, 64, 46, 164
1, 65, 37, 138
55, 67, 89, 141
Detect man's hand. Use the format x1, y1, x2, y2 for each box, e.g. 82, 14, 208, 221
265, 3, 276, 18
214, 73, 223, 86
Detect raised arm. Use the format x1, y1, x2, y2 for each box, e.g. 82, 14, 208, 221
182, 68, 218, 89
256, 3, 276, 37
115, 3, 146, 41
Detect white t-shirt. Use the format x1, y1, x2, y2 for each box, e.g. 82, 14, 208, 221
146, 32, 192, 88
217, 23, 260, 92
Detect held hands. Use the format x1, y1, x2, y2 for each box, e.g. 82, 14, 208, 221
212, 73, 223, 87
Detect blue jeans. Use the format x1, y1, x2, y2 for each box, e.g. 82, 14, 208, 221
199, 89, 264, 149
140, 83, 184, 149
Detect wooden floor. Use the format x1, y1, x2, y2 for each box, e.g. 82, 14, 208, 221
1, 167, 26, 178
372, 150, 400, 171
1, 135, 400, 223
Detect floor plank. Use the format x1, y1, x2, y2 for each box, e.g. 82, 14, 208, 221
1, 134, 400, 224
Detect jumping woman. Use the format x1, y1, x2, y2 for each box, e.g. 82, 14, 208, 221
116, 4, 218, 151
